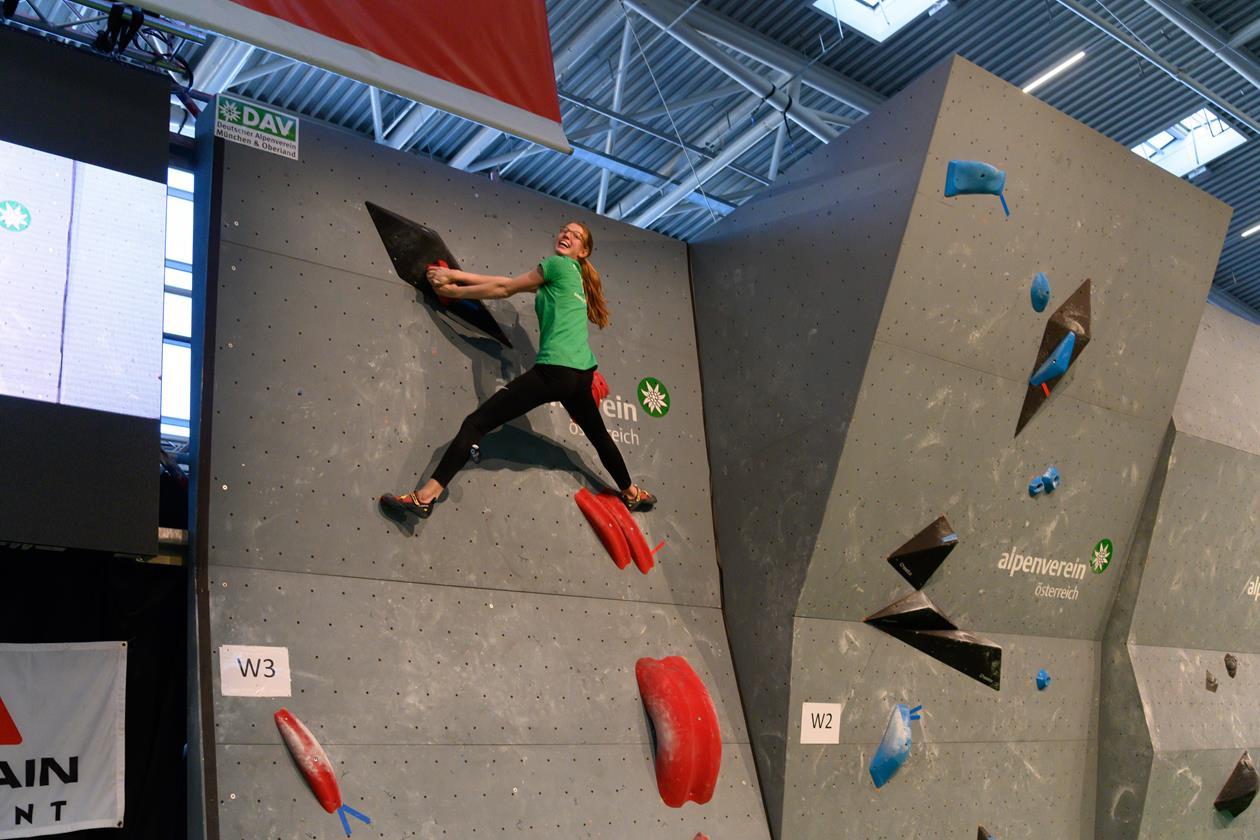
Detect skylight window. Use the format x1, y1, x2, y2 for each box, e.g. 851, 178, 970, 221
811, 0, 942, 43
1131, 108, 1246, 178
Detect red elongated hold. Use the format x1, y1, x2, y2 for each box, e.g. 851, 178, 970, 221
597, 491, 654, 574
591, 371, 610, 405
575, 488, 631, 570
636, 656, 722, 807
694, 834, 711, 840
274, 708, 343, 813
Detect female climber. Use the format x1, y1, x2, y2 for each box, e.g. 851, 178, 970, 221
379, 221, 656, 519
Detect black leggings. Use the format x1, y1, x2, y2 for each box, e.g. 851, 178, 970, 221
430, 364, 632, 491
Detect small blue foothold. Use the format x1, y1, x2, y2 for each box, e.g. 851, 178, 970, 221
1029, 332, 1076, 387
1041, 466, 1060, 493
1031, 272, 1051, 312
1036, 669, 1051, 691
1029, 466, 1060, 497
870, 703, 920, 788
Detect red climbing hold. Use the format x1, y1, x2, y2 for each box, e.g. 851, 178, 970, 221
592, 371, 610, 405
597, 491, 654, 574
694, 834, 711, 840
575, 487, 631, 570
275, 708, 343, 813
636, 656, 722, 807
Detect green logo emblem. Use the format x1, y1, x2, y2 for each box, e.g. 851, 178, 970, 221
1090, 538, 1113, 574
637, 377, 670, 418
216, 95, 298, 140
0, 200, 30, 232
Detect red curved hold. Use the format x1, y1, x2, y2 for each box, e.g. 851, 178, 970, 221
597, 491, 654, 574
636, 656, 722, 807
694, 834, 711, 840
274, 708, 342, 813
576, 487, 631, 570
592, 371, 610, 405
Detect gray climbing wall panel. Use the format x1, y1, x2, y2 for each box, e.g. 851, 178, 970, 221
196, 118, 769, 838
690, 55, 1230, 839
1099, 303, 1260, 839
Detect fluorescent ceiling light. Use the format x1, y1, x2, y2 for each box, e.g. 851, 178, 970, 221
812, 0, 940, 43
1022, 51, 1086, 94
1242, 222, 1260, 238
1131, 108, 1247, 179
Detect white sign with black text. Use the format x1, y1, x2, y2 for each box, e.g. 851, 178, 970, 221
0, 641, 127, 837
219, 645, 292, 698
799, 702, 844, 744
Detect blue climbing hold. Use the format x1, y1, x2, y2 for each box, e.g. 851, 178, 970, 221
870, 703, 922, 788
1028, 466, 1060, 497
1036, 669, 1052, 691
1031, 272, 1051, 312
1029, 332, 1076, 387
944, 160, 1009, 216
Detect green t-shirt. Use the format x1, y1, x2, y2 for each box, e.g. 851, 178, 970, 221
534, 255, 597, 369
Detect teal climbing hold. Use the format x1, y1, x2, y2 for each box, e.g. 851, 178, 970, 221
1029, 332, 1076, 387
944, 160, 1009, 215
1031, 272, 1051, 312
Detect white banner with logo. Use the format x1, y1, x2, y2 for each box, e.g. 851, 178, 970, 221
0, 642, 126, 837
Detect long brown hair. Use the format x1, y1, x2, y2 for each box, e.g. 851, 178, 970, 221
572, 221, 610, 329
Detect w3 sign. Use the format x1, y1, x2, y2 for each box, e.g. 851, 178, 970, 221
218, 645, 292, 697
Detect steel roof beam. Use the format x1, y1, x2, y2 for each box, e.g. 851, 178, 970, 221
560, 91, 770, 186
1054, 0, 1260, 135
1143, 0, 1260, 94
607, 81, 780, 221
631, 108, 782, 227
1229, 15, 1260, 48
623, 83, 746, 122
193, 37, 255, 94
368, 87, 384, 142
570, 143, 738, 214
633, 0, 884, 114
227, 55, 296, 88
622, 0, 838, 143
384, 101, 437, 150
466, 144, 547, 173
598, 19, 635, 214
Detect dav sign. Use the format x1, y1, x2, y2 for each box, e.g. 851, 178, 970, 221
0, 642, 126, 837
214, 95, 300, 160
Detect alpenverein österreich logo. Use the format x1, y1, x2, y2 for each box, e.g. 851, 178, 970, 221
0, 200, 30, 232
1090, 538, 1113, 574
637, 377, 669, 417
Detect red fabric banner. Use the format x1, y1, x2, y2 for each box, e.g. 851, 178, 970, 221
230, 0, 561, 121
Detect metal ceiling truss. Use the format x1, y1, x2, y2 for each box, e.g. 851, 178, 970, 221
1053, 0, 1260, 135
2, 0, 204, 74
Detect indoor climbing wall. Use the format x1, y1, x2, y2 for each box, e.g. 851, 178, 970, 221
1098, 303, 1260, 838
193, 116, 769, 838
689, 55, 1231, 839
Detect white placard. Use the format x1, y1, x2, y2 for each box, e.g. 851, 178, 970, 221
800, 702, 843, 744
219, 645, 292, 697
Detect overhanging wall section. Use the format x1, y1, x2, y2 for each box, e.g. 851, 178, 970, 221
693, 55, 1230, 839
1099, 303, 1260, 839
195, 118, 769, 838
